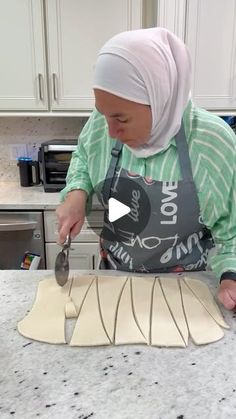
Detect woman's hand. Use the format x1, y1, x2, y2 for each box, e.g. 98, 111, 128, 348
56, 189, 87, 244
217, 279, 236, 310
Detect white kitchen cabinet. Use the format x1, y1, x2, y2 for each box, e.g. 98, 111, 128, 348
46, 0, 143, 110
44, 210, 103, 270
0, 0, 143, 112
157, 0, 236, 111
0, 0, 48, 111
186, 0, 236, 109
156, 0, 186, 40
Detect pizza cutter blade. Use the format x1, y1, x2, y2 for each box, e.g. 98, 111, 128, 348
54, 235, 71, 287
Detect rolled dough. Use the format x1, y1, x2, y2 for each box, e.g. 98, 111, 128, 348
183, 276, 229, 329
115, 278, 147, 345
70, 277, 110, 346
131, 276, 155, 342
65, 298, 78, 318
180, 280, 224, 345
151, 278, 186, 347
69, 274, 95, 314
96, 275, 128, 343
17, 274, 229, 347
159, 277, 189, 346
18, 276, 72, 344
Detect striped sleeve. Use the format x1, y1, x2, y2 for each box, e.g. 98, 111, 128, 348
209, 153, 236, 278
60, 115, 94, 202
193, 117, 236, 279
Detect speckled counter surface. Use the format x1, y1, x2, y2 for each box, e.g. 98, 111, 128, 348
1, 270, 236, 419
0, 182, 102, 210
0, 181, 60, 209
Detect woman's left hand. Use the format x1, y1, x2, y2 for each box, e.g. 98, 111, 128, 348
217, 279, 236, 310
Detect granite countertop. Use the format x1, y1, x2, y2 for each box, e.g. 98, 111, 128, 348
1, 269, 236, 419
0, 181, 101, 210
0, 181, 60, 210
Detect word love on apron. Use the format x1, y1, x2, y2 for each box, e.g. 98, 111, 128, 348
99, 122, 213, 273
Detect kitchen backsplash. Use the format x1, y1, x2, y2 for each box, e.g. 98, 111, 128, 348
0, 117, 87, 181
1, 115, 235, 183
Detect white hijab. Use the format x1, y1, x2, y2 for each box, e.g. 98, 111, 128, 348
93, 27, 191, 158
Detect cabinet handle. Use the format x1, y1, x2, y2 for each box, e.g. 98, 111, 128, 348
93, 254, 101, 270
38, 73, 44, 101
0, 220, 37, 231
52, 73, 58, 101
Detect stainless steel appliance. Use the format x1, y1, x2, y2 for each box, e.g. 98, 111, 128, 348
39, 139, 77, 192
0, 211, 45, 269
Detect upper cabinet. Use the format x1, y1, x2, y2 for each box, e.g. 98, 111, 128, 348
0, 0, 48, 111
0, 0, 143, 113
46, 0, 143, 111
157, 0, 236, 111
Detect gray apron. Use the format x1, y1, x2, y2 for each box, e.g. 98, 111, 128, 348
99, 122, 213, 273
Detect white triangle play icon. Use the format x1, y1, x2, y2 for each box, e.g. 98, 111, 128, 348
108, 198, 131, 222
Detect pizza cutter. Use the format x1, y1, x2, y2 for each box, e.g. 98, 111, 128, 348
54, 235, 71, 287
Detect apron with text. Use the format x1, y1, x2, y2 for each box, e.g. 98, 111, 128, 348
99, 122, 214, 272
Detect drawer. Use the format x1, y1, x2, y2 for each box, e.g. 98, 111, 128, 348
46, 242, 100, 270
44, 210, 104, 242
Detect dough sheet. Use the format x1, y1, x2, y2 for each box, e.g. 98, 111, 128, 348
17, 274, 229, 347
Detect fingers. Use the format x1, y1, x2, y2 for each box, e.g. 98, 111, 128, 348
57, 219, 84, 244
58, 223, 71, 245
217, 289, 236, 310
70, 220, 84, 240
55, 197, 86, 244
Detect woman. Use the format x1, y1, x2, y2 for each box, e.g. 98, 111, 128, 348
56, 28, 236, 310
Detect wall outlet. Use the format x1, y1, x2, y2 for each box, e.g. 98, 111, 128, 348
9, 144, 28, 160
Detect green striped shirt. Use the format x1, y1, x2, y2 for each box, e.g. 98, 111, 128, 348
61, 100, 236, 280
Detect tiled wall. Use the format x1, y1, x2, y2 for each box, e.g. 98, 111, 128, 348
0, 117, 86, 181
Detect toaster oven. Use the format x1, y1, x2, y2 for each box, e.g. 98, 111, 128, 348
39, 139, 77, 192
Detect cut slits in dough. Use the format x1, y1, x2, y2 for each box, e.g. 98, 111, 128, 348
183, 277, 229, 329
159, 277, 189, 346
96, 275, 128, 343
70, 278, 110, 346
70, 275, 95, 314
131, 276, 155, 342
151, 279, 186, 348
115, 278, 147, 345
17, 275, 229, 348
180, 280, 224, 345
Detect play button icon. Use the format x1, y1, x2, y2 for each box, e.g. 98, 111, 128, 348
108, 198, 130, 222
86, 176, 151, 243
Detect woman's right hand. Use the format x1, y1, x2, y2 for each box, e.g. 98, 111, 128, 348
56, 189, 87, 244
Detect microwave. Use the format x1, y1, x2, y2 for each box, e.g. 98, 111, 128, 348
39, 139, 77, 192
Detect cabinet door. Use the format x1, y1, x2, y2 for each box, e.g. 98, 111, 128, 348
46, 242, 100, 270
186, 0, 236, 109
46, 0, 143, 111
0, 0, 48, 110
156, 0, 186, 40
44, 210, 103, 242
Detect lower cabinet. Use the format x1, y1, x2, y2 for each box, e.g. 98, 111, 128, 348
44, 210, 103, 270
46, 242, 100, 270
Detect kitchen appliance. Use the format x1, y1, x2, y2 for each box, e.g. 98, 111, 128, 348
17, 157, 40, 187
39, 139, 77, 192
0, 211, 45, 269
